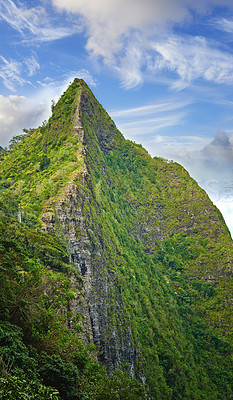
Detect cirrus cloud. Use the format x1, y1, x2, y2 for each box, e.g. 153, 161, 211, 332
0, 55, 40, 91
52, 0, 233, 88
150, 35, 233, 90
0, 0, 81, 43
0, 56, 24, 91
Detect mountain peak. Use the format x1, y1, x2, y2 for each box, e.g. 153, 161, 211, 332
48, 78, 122, 155
0, 79, 233, 399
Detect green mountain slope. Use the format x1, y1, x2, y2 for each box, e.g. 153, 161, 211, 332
0, 79, 233, 399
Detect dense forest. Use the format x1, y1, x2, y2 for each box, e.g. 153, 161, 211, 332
0, 79, 232, 399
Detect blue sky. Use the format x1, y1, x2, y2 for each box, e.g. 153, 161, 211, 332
1, 0, 233, 235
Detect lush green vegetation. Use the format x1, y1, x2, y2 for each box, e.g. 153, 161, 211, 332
0, 79, 233, 399
0, 193, 146, 399
79, 84, 233, 398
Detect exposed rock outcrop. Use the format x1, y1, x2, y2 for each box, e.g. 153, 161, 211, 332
40, 91, 138, 374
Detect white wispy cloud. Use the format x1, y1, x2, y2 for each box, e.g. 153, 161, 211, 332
52, 0, 233, 88
113, 111, 188, 138
110, 100, 192, 118
0, 0, 80, 43
150, 35, 233, 89
24, 55, 40, 76
37, 69, 96, 90
149, 135, 209, 158
71, 69, 97, 87
153, 135, 208, 145
0, 53, 90, 93
0, 56, 24, 91
117, 33, 145, 89
118, 113, 187, 136
52, 0, 233, 59
108, 92, 194, 147
211, 17, 233, 34
109, 96, 191, 137
52, 0, 190, 87
0, 54, 41, 91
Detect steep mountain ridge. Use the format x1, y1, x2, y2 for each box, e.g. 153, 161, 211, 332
0, 78, 233, 399
38, 81, 138, 373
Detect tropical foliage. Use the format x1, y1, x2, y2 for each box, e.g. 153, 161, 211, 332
0, 79, 232, 399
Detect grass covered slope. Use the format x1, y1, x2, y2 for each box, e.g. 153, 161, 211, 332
0, 79, 233, 399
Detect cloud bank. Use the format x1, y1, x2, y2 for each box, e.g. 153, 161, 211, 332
203, 130, 233, 164
172, 130, 233, 222
0, 95, 47, 147
176, 130, 233, 176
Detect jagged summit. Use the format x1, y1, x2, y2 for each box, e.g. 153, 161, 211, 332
49, 78, 123, 154
0, 79, 233, 399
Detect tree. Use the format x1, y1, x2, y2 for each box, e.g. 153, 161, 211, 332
9, 134, 26, 150
51, 99, 56, 112
0, 375, 60, 400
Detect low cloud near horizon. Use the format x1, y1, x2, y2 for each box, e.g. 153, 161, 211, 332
176, 130, 233, 179
0, 95, 47, 147
174, 130, 233, 235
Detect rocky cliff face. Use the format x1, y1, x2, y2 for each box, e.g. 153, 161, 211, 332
40, 86, 138, 374
1, 78, 233, 399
